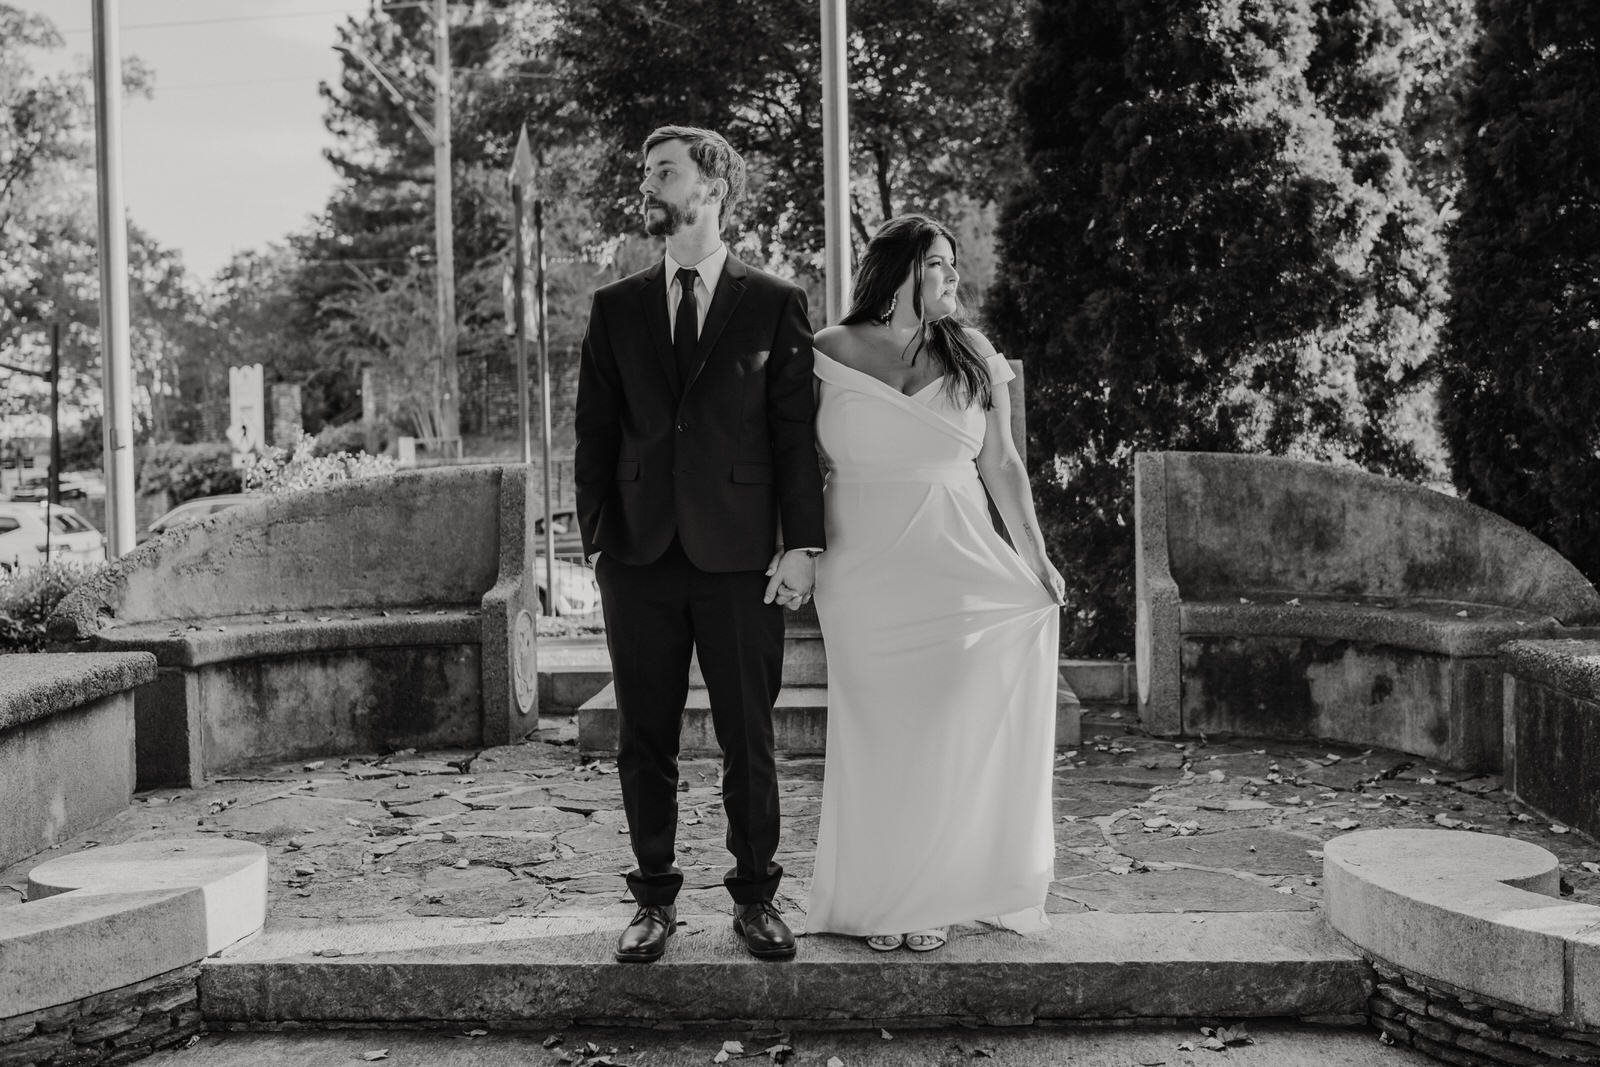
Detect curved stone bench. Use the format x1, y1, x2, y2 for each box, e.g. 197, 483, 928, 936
0, 838, 265, 1062
47, 465, 541, 787
0, 652, 154, 869
1135, 451, 1600, 769
1503, 638, 1600, 840
1325, 829, 1600, 1060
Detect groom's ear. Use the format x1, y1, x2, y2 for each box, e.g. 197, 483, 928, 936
709, 177, 728, 204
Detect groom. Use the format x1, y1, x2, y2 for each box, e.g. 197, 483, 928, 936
574, 126, 826, 963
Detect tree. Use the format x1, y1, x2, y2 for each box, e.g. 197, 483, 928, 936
550, 0, 1029, 273
1393, 0, 1478, 213
989, 0, 1446, 654
1439, 1, 1600, 580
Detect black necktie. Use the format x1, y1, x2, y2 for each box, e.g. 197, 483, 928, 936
674, 267, 699, 386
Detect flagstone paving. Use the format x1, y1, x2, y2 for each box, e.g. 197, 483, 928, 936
6, 715, 1600, 929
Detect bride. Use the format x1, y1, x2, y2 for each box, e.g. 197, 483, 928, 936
801, 214, 1064, 951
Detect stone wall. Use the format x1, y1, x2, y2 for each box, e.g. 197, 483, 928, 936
1369, 960, 1600, 1065
0, 963, 202, 1067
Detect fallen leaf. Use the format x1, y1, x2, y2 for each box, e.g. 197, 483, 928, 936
1332, 818, 1361, 830
1554, 825, 1572, 834
881, 1029, 894, 1040
827, 1059, 845, 1067
543, 1036, 563, 1048
463, 1028, 487, 1038
362, 1052, 389, 1062
1581, 862, 1600, 874
1434, 814, 1465, 829
1176, 1041, 1196, 1052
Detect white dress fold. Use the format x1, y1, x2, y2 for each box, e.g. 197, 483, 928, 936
804, 351, 1058, 937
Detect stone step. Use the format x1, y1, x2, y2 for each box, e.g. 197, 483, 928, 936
577, 684, 1082, 755
199, 911, 1370, 1029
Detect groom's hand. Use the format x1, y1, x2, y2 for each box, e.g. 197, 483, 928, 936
763, 549, 817, 611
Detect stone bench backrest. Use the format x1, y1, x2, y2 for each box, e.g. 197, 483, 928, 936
1145, 451, 1600, 622
50, 465, 520, 634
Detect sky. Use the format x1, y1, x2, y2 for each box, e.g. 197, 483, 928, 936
17, 0, 374, 281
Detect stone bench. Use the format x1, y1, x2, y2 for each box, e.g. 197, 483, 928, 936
1502, 638, 1600, 840
1135, 451, 1600, 770
46, 465, 542, 787
0, 653, 154, 870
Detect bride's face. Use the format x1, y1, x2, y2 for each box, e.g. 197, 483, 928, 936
912, 236, 959, 321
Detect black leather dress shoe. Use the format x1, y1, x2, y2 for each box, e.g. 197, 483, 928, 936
733, 901, 796, 960
616, 904, 676, 963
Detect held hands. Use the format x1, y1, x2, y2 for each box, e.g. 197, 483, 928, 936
763, 549, 817, 611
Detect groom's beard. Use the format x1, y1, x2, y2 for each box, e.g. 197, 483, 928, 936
643, 192, 702, 236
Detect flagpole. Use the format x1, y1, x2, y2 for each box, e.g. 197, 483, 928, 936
91, 0, 136, 557
511, 180, 531, 465
534, 194, 555, 596
820, 0, 851, 323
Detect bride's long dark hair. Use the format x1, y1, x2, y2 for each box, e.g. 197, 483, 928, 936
840, 214, 993, 410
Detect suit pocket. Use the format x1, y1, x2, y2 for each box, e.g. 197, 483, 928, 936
615, 460, 640, 481
730, 462, 773, 484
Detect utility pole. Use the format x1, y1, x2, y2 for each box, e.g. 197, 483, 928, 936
820, 0, 851, 323
91, 0, 136, 557
334, 0, 458, 449
431, 0, 459, 446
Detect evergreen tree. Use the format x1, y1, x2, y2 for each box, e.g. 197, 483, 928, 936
989, 0, 1445, 654
1440, 1, 1600, 579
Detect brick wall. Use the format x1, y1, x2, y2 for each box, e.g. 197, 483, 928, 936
1368, 959, 1600, 1065
0, 962, 202, 1066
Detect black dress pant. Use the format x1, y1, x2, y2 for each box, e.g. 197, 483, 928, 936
595, 539, 785, 906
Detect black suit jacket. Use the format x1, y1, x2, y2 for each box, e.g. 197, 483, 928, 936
574, 254, 826, 572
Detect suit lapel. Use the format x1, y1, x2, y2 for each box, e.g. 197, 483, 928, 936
684, 254, 749, 391
636, 262, 680, 395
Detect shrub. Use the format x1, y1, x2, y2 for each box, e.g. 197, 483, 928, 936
0, 560, 101, 652
988, 0, 1445, 654
311, 420, 374, 457
243, 432, 398, 494
1439, 1, 1600, 581
137, 442, 243, 504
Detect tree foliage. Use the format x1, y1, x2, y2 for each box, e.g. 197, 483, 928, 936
550, 0, 1028, 271
1439, 1, 1600, 581
989, 0, 1446, 654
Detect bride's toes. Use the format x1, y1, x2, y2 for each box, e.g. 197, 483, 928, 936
904, 928, 948, 952
865, 933, 904, 951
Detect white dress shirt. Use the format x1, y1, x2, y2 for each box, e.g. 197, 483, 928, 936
664, 243, 729, 338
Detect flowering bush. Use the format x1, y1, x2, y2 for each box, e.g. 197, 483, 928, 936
0, 559, 102, 652
242, 432, 398, 494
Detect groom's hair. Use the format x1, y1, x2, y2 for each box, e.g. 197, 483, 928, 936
643, 125, 746, 224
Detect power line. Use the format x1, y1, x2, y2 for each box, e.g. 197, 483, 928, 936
56, 8, 371, 35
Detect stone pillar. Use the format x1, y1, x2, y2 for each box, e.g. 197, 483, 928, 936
269, 383, 302, 447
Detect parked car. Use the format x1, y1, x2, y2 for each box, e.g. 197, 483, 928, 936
9, 473, 90, 502
533, 507, 585, 557
0, 502, 107, 575
536, 555, 600, 616
143, 492, 252, 541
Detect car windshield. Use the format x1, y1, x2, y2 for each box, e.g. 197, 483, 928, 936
51, 513, 90, 533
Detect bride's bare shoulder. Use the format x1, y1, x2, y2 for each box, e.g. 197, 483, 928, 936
815, 324, 870, 368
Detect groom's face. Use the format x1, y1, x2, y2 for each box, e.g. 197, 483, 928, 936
640, 139, 712, 237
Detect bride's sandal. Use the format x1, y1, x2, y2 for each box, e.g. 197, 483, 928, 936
905, 928, 948, 952
865, 933, 904, 952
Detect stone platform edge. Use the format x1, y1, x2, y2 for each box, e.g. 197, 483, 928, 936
200, 911, 1371, 1028
1324, 828, 1600, 1045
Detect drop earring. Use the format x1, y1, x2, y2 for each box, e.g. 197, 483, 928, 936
877, 293, 898, 325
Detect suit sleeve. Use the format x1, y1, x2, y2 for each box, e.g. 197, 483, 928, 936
766, 286, 826, 551
574, 290, 621, 559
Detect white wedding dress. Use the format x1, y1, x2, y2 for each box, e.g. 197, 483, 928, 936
804, 350, 1058, 937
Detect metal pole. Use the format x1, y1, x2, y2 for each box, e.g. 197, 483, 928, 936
91, 0, 136, 557
820, 0, 851, 324
512, 183, 531, 465
535, 198, 555, 602
48, 324, 61, 509
432, 0, 459, 448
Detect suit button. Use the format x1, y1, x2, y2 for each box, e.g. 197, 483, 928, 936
676, 421, 688, 432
